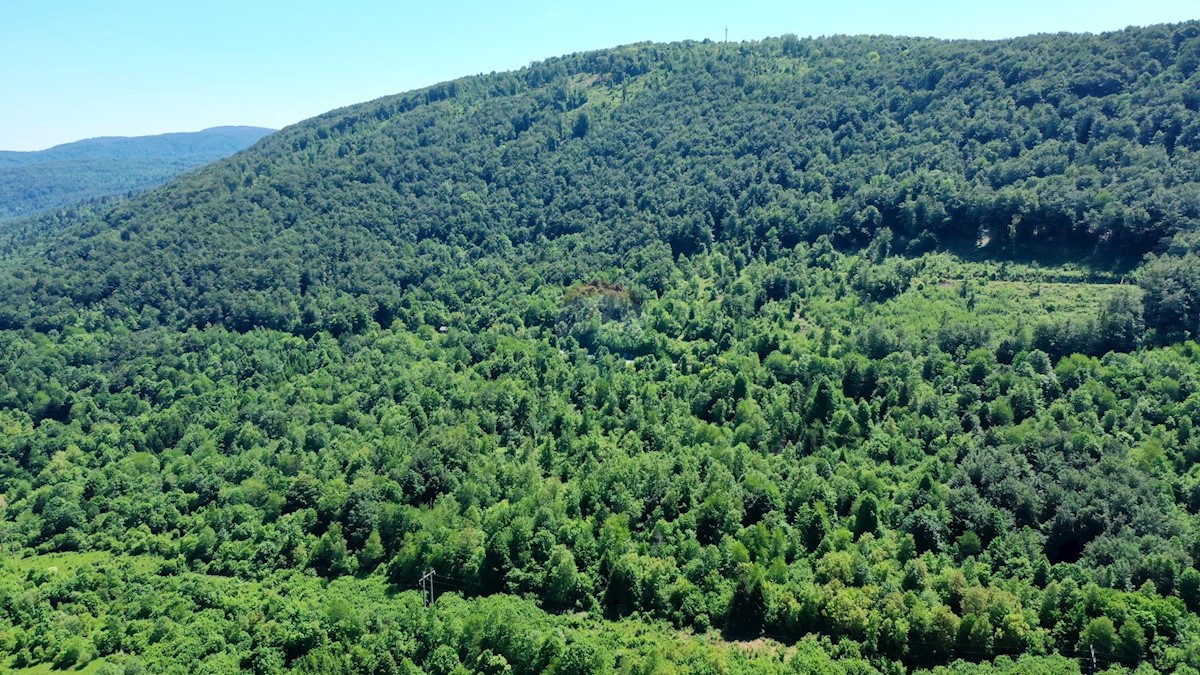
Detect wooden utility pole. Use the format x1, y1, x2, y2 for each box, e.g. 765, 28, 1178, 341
419, 569, 436, 607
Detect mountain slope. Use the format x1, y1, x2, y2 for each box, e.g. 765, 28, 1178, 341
2, 25, 1200, 674
0, 126, 274, 220
0, 27, 1198, 335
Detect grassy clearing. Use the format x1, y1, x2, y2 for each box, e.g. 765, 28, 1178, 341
9, 658, 108, 674
876, 253, 1133, 339
878, 278, 1132, 334
6, 551, 155, 577
6, 551, 112, 576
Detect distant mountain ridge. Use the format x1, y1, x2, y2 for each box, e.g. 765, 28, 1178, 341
0, 125, 274, 220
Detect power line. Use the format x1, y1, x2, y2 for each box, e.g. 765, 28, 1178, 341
418, 569, 436, 606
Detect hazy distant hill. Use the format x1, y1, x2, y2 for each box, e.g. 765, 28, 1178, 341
0, 125, 274, 219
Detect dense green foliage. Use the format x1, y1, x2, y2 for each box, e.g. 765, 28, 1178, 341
1, 23, 1200, 674
0, 126, 273, 221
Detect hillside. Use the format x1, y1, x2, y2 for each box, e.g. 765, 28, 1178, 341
1, 24, 1200, 674
2, 27, 1198, 336
0, 126, 274, 220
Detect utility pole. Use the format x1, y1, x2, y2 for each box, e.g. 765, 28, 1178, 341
0, 495, 7, 558
725, 26, 728, 43
419, 569, 436, 607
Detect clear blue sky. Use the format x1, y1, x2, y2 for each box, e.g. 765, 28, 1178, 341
2, 0, 1196, 151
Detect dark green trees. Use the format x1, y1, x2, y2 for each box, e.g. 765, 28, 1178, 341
1, 22, 1200, 675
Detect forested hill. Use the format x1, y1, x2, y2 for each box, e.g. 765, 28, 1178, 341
0, 126, 274, 221
7, 24, 1200, 675
2, 25, 1200, 336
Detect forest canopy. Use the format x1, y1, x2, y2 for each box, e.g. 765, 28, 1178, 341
1, 22, 1200, 675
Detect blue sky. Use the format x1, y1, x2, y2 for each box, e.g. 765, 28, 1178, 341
2, 0, 1197, 151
